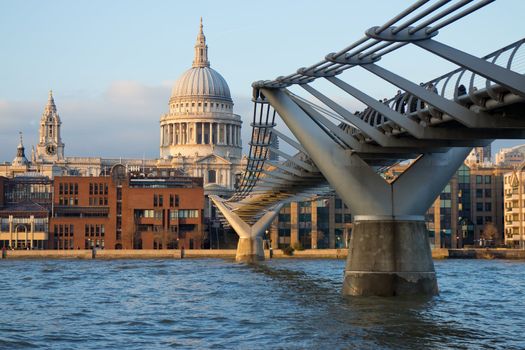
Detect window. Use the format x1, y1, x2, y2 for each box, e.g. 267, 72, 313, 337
476, 175, 483, 184
153, 194, 158, 207
159, 195, 163, 207
485, 189, 492, 198
89, 183, 93, 195
178, 210, 199, 218
175, 195, 179, 207
476, 216, 483, 225
476, 202, 483, 211
485, 175, 491, 184
169, 194, 174, 207
208, 170, 216, 184
476, 189, 483, 198
485, 202, 492, 211
59, 183, 63, 195
485, 216, 492, 223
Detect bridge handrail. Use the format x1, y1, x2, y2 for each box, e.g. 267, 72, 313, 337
252, 0, 496, 90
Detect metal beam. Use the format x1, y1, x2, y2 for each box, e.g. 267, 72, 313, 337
361, 63, 525, 129
271, 129, 307, 153
301, 84, 390, 145
325, 76, 426, 138
268, 147, 317, 172
415, 39, 525, 97
265, 160, 305, 177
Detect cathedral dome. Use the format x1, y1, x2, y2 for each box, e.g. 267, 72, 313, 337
170, 18, 232, 103
170, 66, 231, 102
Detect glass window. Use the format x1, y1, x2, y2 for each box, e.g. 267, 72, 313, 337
476, 189, 483, 198
476, 202, 483, 211
476, 216, 483, 225
485, 202, 492, 211
484, 175, 491, 184
476, 175, 483, 184
484, 189, 491, 198
485, 216, 492, 223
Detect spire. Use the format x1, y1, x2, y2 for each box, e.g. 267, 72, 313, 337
192, 17, 210, 68
18, 131, 24, 150
45, 89, 56, 114
14, 131, 29, 165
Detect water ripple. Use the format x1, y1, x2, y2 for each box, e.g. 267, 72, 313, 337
0, 258, 524, 349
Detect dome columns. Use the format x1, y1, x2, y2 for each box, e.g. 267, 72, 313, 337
160, 120, 241, 149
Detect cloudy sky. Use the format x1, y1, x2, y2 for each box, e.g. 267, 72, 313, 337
1, 0, 524, 161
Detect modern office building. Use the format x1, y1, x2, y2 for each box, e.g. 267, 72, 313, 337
384, 161, 507, 249
268, 195, 353, 249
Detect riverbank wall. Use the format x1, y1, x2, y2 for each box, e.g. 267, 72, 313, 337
2, 248, 525, 260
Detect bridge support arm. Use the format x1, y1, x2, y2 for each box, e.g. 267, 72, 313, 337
210, 196, 282, 262
262, 88, 472, 296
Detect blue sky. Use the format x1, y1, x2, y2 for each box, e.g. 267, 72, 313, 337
0, 0, 524, 161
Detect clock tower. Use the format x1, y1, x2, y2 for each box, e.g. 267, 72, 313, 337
36, 90, 64, 162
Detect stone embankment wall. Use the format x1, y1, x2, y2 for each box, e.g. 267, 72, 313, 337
2, 248, 525, 260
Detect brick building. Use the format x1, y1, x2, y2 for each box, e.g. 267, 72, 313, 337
50, 165, 204, 250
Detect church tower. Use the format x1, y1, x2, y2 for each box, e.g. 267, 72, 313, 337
36, 90, 65, 162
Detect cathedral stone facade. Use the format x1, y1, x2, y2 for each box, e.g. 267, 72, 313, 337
157, 19, 244, 198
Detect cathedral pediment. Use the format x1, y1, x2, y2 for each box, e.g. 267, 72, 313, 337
195, 153, 231, 165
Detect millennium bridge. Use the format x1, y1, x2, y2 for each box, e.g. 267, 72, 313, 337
211, 0, 525, 296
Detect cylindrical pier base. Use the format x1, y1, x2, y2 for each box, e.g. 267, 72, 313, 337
343, 220, 438, 297
236, 236, 264, 263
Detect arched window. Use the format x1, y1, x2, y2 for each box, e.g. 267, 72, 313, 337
208, 170, 216, 184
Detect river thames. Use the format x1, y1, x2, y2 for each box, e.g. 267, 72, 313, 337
0, 258, 524, 349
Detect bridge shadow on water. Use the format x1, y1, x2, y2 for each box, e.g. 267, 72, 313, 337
239, 260, 483, 349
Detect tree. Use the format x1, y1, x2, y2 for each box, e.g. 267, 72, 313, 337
481, 222, 499, 246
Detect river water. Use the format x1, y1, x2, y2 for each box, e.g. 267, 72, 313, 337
0, 258, 524, 349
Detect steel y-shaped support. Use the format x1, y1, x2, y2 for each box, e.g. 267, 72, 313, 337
263, 87, 471, 296
210, 195, 282, 263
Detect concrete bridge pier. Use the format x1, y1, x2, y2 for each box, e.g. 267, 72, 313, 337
210, 196, 282, 263
263, 88, 471, 296
344, 219, 437, 296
